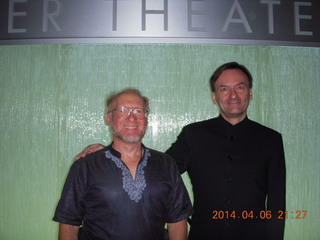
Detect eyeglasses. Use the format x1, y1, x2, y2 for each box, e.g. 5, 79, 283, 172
109, 106, 149, 119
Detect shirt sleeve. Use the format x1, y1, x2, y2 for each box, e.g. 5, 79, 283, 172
166, 158, 193, 223
53, 161, 87, 226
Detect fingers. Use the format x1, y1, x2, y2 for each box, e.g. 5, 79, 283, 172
75, 153, 84, 161
74, 144, 105, 161
74, 146, 92, 161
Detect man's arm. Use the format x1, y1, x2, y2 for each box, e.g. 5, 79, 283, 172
75, 144, 105, 160
267, 135, 286, 240
167, 220, 188, 240
58, 223, 80, 240
165, 126, 191, 174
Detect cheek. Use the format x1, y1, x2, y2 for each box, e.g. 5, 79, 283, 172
139, 120, 148, 129
245, 94, 252, 102
217, 95, 228, 104
112, 118, 124, 130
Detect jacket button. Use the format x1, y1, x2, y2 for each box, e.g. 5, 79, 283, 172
225, 177, 232, 183
227, 156, 233, 161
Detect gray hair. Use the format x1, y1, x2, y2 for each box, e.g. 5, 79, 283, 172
106, 88, 150, 113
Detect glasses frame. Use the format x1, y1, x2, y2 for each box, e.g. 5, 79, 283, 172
109, 106, 149, 119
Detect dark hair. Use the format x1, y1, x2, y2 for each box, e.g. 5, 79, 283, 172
209, 62, 253, 92
106, 88, 150, 113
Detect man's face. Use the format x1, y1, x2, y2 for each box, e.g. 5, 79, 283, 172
106, 92, 148, 144
212, 69, 252, 124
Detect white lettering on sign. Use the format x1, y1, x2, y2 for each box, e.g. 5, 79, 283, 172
1, 0, 318, 46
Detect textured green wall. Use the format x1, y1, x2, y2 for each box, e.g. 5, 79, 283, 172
0, 44, 319, 239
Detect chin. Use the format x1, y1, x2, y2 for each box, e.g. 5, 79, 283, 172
121, 134, 145, 144
123, 138, 140, 144
112, 126, 147, 144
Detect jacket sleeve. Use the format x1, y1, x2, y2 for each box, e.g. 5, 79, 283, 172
266, 134, 286, 240
166, 126, 191, 174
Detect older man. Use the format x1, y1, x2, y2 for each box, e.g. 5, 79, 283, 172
76, 62, 286, 240
53, 88, 193, 240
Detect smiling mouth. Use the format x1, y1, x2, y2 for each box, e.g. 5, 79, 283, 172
125, 126, 138, 130
228, 100, 241, 104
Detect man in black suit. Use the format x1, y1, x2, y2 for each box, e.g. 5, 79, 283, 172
76, 62, 286, 240
166, 62, 286, 240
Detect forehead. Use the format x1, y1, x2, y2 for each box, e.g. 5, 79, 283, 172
216, 69, 249, 86
115, 92, 144, 107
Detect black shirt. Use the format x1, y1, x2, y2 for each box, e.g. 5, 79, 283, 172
166, 116, 286, 240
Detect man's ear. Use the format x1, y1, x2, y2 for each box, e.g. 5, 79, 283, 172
105, 113, 111, 126
212, 92, 217, 105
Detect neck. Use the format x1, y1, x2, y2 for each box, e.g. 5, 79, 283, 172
112, 139, 143, 157
221, 113, 247, 126
112, 139, 144, 180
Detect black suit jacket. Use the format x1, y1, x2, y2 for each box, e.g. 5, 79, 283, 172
166, 116, 286, 240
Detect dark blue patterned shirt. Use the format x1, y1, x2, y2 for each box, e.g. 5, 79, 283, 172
53, 145, 193, 240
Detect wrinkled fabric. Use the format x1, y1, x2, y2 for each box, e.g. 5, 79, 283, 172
53, 145, 193, 240
166, 115, 286, 240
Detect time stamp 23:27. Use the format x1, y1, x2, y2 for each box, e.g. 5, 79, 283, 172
212, 210, 308, 220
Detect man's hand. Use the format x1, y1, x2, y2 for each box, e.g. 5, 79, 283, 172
75, 144, 105, 160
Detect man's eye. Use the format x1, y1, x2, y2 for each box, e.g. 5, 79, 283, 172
236, 85, 246, 91
119, 107, 127, 113
220, 88, 228, 92
133, 109, 143, 114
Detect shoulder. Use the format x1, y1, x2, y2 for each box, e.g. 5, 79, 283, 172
182, 117, 218, 131
75, 147, 109, 167
248, 119, 282, 134
147, 148, 178, 166
147, 147, 173, 160
247, 119, 282, 139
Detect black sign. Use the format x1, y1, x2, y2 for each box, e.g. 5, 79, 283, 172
0, 0, 319, 46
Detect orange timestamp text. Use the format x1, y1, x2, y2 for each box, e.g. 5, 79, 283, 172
212, 210, 308, 220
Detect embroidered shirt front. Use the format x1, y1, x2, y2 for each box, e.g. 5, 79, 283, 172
105, 149, 150, 203
53, 145, 193, 239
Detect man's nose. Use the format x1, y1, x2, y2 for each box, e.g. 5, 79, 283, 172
127, 110, 137, 120
229, 88, 238, 98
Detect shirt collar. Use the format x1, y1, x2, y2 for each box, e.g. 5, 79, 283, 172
218, 114, 250, 135
108, 143, 147, 158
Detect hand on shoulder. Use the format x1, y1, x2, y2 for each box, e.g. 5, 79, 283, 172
75, 144, 105, 160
